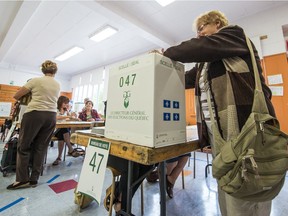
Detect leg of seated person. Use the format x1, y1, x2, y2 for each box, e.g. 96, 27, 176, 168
52, 140, 64, 165
167, 156, 189, 185
166, 161, 177, 181
63, 132, 74, 154
58, 141, 65, 159
166, 155, 189, 198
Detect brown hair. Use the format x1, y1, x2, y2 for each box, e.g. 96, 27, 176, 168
57, 96, 69, 110
41, 60, 58, 74
194, 10, 228, 32
85, 100, 94, 107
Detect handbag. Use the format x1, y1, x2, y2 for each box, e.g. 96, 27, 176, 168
19, 92, 32, 105
206, 35, 288, 201
11, 101, 21, 122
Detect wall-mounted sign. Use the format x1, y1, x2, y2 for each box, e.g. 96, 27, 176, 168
0, 102, 12, 117
267, 74, 283, 85
269, 86, 284, 96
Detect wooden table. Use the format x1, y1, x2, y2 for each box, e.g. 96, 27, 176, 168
16, 120, 105, 129
55, 120, 104, 129
70, 129, 198, 165
70, 127, 199, 216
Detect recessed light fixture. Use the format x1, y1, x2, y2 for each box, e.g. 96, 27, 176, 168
155, 0, 175, 7
89, 25, 118, 42
55, 46, 84, 61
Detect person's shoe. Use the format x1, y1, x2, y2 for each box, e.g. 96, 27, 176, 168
52, 157, 61, 166
7, 181, 30, 190
104, 182, 120, 212
104, 184, 113, 211
30, 181, 38, 188
146, 170, 159, 183
166, 175, 174, 198
68, 149, 81, 157
115, 209, 135, 216
114, 202, 122, 215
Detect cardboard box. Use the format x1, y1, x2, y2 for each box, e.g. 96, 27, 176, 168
105, 53, 186, 148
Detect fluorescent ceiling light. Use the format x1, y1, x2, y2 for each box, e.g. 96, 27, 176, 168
90, 25, 118, 42
155, 0, 175, 7
55, 46, 84, 61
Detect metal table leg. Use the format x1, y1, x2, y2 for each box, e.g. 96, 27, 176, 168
126, 160, 133, 214
159, 161, 166, 216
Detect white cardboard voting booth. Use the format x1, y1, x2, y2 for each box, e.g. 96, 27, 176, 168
105, 53, 186, 148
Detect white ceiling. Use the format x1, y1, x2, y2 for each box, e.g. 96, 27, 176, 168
1, 0, 287, 77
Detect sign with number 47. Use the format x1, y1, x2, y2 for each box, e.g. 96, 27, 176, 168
77, 138, 111, 204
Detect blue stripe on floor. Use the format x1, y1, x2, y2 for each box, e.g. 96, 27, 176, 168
47, 174, 60, 183
0, 197, 25, 213
67, 162, 72, 167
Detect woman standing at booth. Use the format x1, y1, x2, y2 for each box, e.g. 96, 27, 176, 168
162, 10, 274, 216
7, 60, 60, 189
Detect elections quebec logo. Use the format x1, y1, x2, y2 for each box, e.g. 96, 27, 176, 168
123, 91, 131, 108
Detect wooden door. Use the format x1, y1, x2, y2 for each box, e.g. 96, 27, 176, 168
262, 53, 288, 133
185, 89, 196, 125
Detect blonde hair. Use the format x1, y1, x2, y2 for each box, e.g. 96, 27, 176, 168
41, 60, 58, 74
193, 10, 228, 32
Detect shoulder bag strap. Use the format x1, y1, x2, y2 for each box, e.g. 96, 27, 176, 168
245, 36, 269, 114
206, 35, 269, 137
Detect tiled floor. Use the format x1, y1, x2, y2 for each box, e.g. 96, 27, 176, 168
0, 140, 288, 216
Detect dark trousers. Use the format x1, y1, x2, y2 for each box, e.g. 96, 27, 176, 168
107, 155, 153, 212
16, 111, 56, 182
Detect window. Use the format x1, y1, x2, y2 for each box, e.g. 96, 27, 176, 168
71, 69, 105, 115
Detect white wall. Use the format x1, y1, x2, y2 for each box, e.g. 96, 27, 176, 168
236, 4, 288, 57
70, 67, 104, 90
0, 64, 71, 92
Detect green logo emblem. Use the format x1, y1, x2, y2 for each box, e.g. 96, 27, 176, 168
123, 91, 131, 108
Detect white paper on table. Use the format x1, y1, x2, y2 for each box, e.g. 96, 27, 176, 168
267, 74, 283, 85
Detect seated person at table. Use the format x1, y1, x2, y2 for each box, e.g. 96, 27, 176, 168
104, 155, 154, 215
78, 100, 101, 121
52, 96, 79, 166
80, 97, 90, 112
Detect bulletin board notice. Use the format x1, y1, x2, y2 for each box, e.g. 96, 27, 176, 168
0, 102, 12, 117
